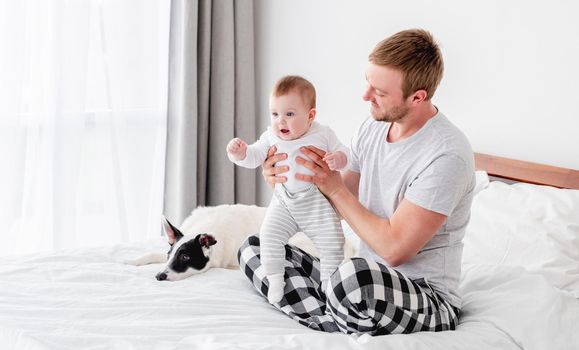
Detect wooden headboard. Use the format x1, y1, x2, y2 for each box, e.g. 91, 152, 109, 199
474, 153, 579, 190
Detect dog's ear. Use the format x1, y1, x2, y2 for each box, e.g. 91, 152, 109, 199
162, 217, 184, 245
198, 234, 217, 248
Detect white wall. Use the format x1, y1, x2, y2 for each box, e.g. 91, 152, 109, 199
254, 0, 579, 204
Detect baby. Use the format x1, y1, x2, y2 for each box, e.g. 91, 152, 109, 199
226, 75, 348, 304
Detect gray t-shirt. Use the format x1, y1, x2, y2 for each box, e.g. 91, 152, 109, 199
349, 111, 475, 308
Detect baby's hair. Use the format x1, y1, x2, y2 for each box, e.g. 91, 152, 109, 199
272, 75, 316, 109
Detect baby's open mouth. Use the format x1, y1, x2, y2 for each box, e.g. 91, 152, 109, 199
280, 129, 290, 134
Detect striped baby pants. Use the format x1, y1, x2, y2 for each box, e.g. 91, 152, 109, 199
238, 236, 460, 335
260, 185, 344, 285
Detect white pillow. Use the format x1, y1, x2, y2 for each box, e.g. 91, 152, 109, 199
473, 170, 490, 194
463, 180, 579, 297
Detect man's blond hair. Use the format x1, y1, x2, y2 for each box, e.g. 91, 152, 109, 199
272, 75, 316, 109
369, 29, 444, 100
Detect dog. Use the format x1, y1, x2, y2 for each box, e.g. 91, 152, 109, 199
126, 204, 357, 281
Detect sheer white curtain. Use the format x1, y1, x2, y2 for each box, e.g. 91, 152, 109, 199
0, 0, 170, 257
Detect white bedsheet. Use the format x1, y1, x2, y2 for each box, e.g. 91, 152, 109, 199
1, 238, 578, 350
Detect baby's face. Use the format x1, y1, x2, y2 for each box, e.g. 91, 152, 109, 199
269, 92, 314, 141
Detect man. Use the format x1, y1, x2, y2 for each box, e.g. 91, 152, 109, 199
238, 29, 475, 335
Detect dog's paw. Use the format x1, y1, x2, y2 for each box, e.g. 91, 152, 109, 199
123, 258, 143, 266
267, 274, 285, 304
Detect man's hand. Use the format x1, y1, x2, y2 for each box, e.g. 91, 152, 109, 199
295, 146, 346, 198
226, 138, 248, 161
323, 151, 347, 171
261, 146, 289, 188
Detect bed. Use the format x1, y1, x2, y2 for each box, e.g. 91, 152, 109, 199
1, 153, 578, 350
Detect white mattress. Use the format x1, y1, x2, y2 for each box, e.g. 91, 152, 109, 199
1, 236, 578, 350
3, 175, 579, 349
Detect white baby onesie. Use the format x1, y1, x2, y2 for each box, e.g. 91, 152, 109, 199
229, 122, 349, 193
229, 121, 349, 303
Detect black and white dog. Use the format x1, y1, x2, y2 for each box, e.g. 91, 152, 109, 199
126, 204, 355, 281
126, 204, 267, 281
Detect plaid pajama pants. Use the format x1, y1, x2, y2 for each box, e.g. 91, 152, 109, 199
238, 235, 460, 335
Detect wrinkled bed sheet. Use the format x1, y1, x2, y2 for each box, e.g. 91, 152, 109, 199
0, 238, 578, 350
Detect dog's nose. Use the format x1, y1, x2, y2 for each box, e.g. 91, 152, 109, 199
156, 272, 167, 281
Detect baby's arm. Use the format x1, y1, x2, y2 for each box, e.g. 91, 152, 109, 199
323, 151, 348, 171
226, 138, 247, 161
226, 131, 271, 169
323, 127, 350, 171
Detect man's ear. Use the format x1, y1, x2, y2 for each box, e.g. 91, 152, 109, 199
308, 108, 317, 122
162, 217, 184, 245
410, 89, 428, 105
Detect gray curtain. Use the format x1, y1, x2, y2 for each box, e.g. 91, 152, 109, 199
163, 0, 257, 225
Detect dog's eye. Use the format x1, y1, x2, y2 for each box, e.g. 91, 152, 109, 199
180, 254, 190, 262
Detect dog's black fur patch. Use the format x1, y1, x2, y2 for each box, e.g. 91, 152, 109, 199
168, 234, 215, 273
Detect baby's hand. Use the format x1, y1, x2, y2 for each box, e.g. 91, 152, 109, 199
323, 151, 347, 171
226, 138, 247, 161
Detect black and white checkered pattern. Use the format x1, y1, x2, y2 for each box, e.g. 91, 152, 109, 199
238, 235, 459, 335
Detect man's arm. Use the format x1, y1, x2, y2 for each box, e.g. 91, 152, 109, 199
342, 170, 360, 199
329, 188, 446, 266
296, 146, 446, 267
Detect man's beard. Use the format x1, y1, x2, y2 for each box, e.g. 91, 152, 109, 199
372, 104, 409, 123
